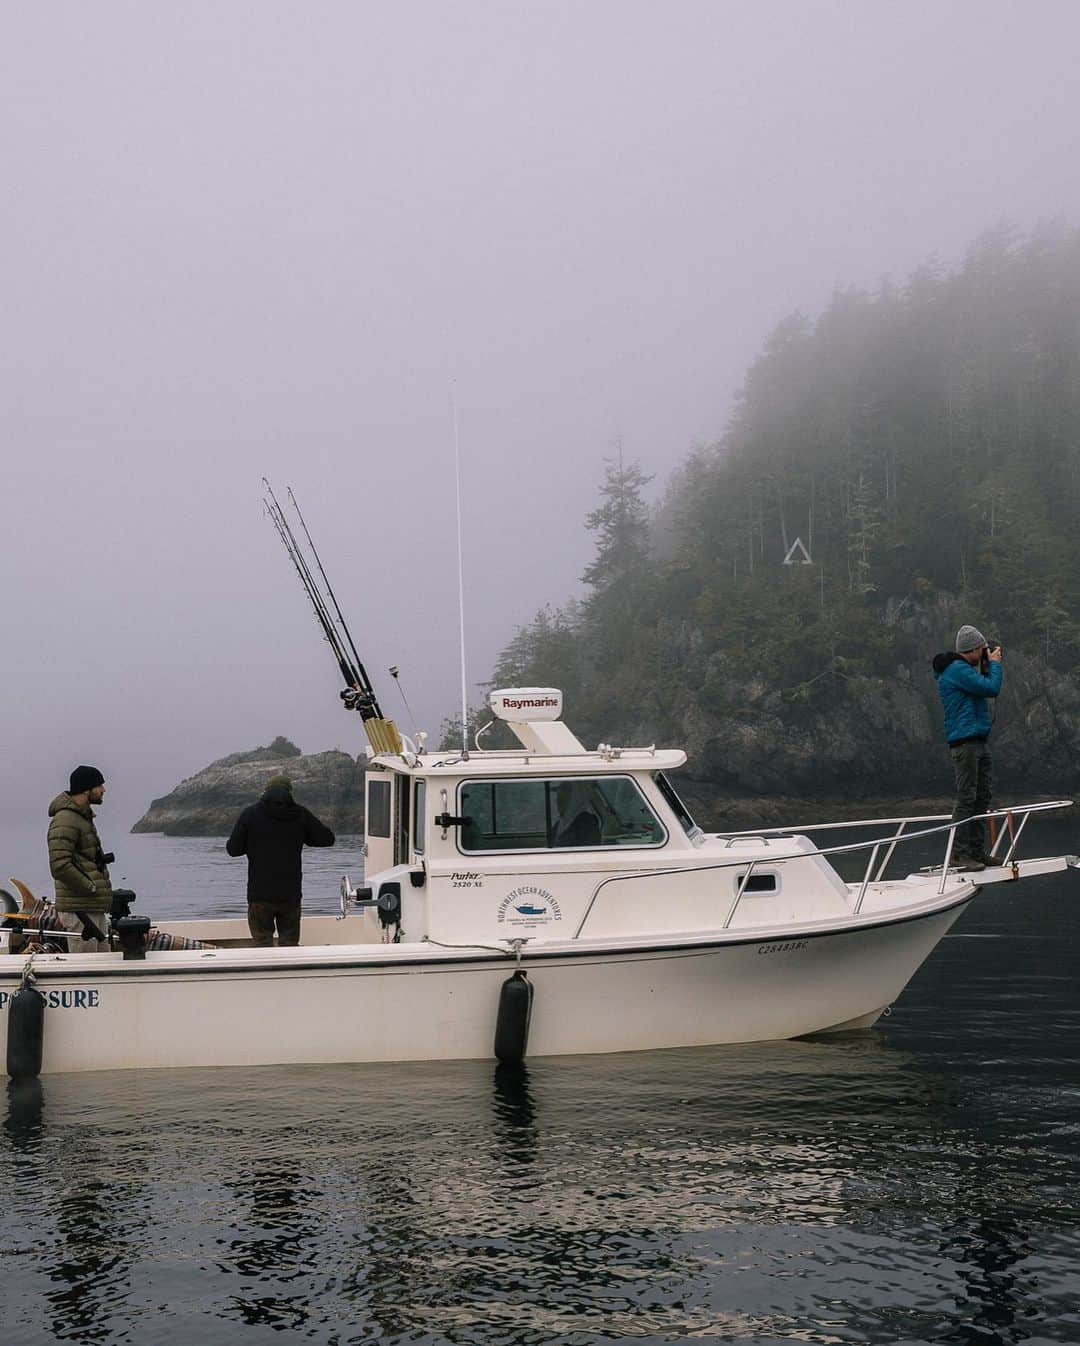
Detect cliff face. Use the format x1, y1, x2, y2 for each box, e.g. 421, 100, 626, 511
649, 644, 1079, 837
131, 738, 364, 836
668, 650, 1079, 798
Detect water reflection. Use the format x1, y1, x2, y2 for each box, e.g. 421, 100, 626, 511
223, 1163, 321, 1331
492, 1063, 537, 1168
940, 1214, 1035, 1345
44, 1160, 126, 1342
4, 1077, 44, 1151
493, 1064, 535, 1127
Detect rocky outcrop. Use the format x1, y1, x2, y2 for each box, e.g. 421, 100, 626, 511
131, 738, 364, 836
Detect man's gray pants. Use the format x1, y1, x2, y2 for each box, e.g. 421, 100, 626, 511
949, 740, 993, 859
55, 910, 111, 953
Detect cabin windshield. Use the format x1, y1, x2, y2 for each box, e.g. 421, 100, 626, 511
458, 775, 667, 853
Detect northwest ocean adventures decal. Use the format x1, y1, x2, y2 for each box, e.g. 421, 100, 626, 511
497, 886, 563, 929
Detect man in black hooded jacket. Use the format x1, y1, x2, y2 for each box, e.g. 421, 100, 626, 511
226, 774, 335, 946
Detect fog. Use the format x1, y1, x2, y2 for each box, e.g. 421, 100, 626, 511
3, 0, 1079, 832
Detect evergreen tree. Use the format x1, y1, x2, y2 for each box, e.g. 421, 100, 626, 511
581, 454, 654, 614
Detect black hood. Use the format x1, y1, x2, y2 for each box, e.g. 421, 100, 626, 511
259, 787, 300, 820
932, 651, 965, 676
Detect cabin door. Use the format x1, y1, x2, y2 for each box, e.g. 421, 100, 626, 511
364, 774, 393, 875
365, 772, 412, 875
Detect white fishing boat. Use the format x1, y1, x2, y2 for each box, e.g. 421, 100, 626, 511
4, 488, 1076, 1077
3, 684, 1076, 1078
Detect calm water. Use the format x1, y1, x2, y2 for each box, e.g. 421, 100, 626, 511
1, 823, 1079, 1344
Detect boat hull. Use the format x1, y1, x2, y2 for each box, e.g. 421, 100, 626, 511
0, 896, 972, 1075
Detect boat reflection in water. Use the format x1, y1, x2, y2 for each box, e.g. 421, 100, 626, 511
1, 1008, 1071, 1345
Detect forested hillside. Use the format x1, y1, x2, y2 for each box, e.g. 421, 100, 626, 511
475, 224, 1080, 811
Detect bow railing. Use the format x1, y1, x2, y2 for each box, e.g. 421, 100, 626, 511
574, 799, 1073, 938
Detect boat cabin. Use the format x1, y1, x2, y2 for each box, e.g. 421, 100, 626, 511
355, 688, 851, 946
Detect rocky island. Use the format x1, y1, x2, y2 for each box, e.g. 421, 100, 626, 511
131, 737, 365, 836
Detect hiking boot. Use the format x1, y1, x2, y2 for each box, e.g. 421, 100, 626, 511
954, 855, 986, 872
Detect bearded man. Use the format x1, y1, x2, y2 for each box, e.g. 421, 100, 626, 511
47, 764, 114, 951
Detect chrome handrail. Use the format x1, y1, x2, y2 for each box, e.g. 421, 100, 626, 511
712, 812, 954, 838
723, 860, 757, 927
854, 843, 882, 914
874, 820, 907, 882
573, 799, 1072, 938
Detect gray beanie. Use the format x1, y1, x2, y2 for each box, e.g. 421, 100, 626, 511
955, 624, 986, 654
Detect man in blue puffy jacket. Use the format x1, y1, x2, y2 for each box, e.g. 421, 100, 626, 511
932, 624, 1003, 871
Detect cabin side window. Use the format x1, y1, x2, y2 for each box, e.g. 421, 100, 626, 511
458, 776, 667, 853
393, 775, 411, 866
413, 780, 426, 856
367, 779, 391, 838
734, 871, 780, 895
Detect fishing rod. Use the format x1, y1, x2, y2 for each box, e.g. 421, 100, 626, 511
287, 487, 380, 714
261, 479, 386, 724
263, 481, 358, 694
271, 504, 354, 686
263, 492, 335, 653
263, 480, 361, 695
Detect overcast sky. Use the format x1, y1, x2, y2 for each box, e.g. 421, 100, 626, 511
3, 0, 1080, 831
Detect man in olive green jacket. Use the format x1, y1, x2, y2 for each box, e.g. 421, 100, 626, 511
47, 765, 114, 951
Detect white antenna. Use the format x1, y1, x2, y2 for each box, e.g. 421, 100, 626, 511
452, 383, 469, 758
388, 666, 420, 739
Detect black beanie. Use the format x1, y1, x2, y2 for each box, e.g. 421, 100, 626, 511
69, 765, 105, 795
